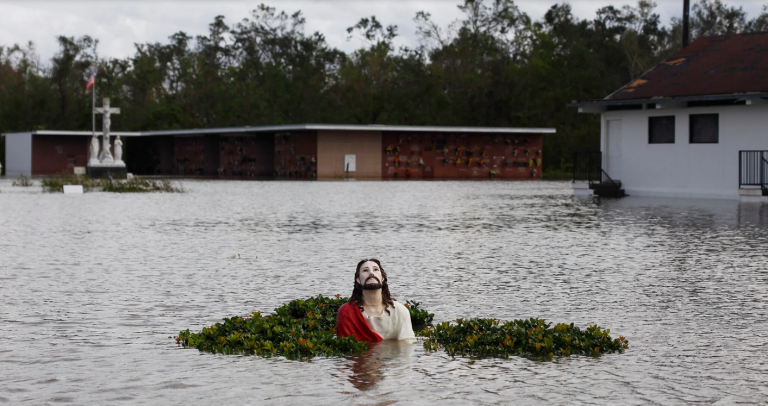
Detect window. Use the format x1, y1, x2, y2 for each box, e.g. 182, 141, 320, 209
689, 114, 719, 143
648, 116, 675, 144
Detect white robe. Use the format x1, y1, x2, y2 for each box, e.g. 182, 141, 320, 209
362, 300, 416, 341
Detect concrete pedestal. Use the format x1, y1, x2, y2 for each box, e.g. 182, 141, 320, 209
87, 165, 127, 179
739, 188, 768, 203
572, 182, 593, 196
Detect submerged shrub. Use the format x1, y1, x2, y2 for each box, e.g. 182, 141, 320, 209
41, 173, 100, 192
12, 175, 34, 187
177, 297, 628, 361
177, 295, 434, 358
101, 177, 183, 193
405, 300, 434, 330
40, 173, 183, 193
177, 295, 361, 358
420, 317, 629, 359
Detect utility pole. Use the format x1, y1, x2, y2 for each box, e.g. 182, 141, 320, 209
682, 0, 690, 48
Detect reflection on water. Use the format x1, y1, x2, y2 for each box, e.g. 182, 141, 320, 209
1, 179, 767, 404
339, 341, 415, 392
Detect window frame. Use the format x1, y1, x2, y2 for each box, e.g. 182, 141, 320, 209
648, 115, 676, 144
689, 113, 719, 144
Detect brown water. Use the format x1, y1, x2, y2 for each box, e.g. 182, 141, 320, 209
1, 180, 767, 405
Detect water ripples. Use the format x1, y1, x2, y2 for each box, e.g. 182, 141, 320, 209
1, 180, 767, 404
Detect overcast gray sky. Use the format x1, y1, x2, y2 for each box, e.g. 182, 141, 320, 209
1, 0, 765, 61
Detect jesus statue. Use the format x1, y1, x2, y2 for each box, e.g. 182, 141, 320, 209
336, 259, 415, 342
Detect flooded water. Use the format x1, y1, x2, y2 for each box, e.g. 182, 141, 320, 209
1, 179, 768, 405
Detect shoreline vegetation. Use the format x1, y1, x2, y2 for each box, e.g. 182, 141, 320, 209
38, 173, 183, 193
176, 295, 628, 360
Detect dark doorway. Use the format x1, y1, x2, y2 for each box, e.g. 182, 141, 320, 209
204, 134, 220, 175
126, 136, 174, 175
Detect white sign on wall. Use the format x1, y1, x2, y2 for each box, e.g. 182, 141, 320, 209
344, 155, 356, 172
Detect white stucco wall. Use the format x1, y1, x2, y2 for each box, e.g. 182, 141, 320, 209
600, 104, 768, 200
5, 132, 32, 177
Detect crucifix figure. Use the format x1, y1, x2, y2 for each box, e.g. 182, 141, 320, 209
94, 98, 120, 164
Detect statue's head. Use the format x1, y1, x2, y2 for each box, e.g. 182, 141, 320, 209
355, 259, 386, 290
351, 259, 395, 313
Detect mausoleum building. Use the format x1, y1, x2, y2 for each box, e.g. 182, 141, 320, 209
571, 31, 768, 200
3, 124, 554, 180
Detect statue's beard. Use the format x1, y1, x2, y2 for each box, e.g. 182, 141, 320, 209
358, 276, 383, 290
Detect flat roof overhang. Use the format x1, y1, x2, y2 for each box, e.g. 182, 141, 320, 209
3, 124, 556, 138
2, 131, 140, 137
569, 92, 768, 109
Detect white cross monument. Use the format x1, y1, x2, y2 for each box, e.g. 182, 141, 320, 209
93, 98, 121, 165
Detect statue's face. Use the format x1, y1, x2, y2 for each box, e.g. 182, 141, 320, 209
357, 260, 383, 287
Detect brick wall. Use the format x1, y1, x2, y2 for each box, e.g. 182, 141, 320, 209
274, 131, 318, 178
381, 132, 543, 180
32, 135, 89, 175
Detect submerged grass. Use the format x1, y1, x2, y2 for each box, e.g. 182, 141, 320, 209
40, 173, 183, 193
177, 296, 628, 361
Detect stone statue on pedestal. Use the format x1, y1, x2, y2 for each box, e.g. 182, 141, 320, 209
89, 135, 100, 166
87, 98, 126, 178
114, 136, 124, 165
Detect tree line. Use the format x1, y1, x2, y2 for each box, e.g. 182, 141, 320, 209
1, 0, 766, 174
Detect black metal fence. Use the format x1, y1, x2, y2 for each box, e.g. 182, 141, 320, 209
739, 150, 768, 189
573, 151, 602, 183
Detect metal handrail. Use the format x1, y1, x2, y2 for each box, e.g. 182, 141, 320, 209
763, 157, 768, 190
738, 150, 768, 189
572, 151, 602, 184
601, 169, 619, 186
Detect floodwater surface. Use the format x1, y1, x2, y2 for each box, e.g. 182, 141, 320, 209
1, 180, 767, 405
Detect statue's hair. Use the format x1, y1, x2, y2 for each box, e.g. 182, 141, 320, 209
351, 259, 396, 315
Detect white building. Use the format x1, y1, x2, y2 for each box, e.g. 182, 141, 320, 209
572, 31, 768, 201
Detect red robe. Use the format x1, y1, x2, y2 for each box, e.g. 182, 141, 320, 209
336, 302, 382, 342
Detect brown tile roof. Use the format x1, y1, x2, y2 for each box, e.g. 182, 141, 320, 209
605, 31, 768, 102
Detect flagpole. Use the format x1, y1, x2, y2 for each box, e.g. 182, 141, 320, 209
92, 75, 95, 136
